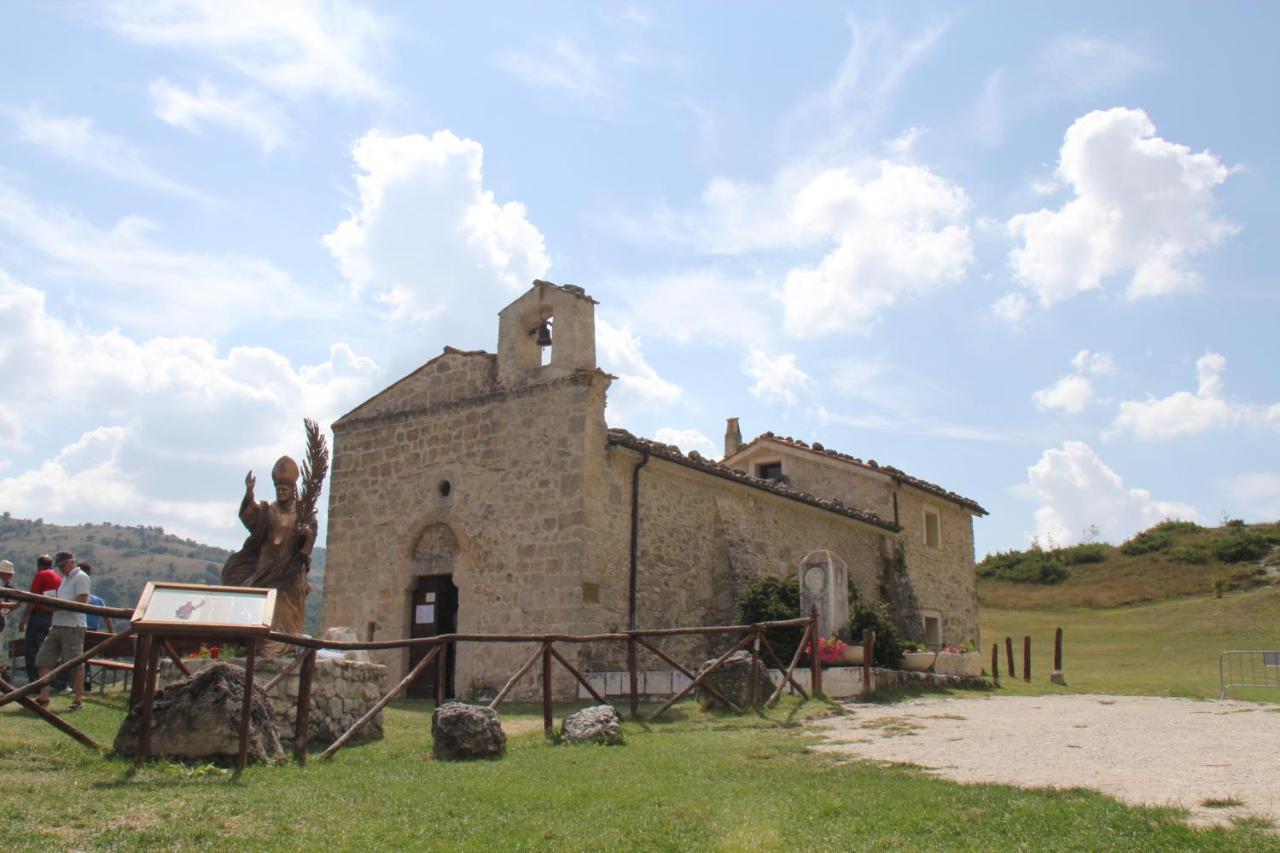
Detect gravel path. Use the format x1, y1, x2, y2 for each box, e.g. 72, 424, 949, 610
811, 694, 1280, 828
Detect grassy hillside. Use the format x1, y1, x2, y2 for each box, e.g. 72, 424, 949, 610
0, 514, 326, 634
977, 519, 1280, 610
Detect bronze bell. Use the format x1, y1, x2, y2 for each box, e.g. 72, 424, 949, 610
534, 320, 553, 348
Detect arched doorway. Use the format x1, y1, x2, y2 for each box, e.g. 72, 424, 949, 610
407, 523, 460, 699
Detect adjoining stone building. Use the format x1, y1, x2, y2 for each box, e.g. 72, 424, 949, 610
323, 280, 987, 699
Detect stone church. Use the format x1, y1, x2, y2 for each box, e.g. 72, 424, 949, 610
323, 280, 986, 698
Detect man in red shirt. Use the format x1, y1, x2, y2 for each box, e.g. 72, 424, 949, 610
17, 554, 61, 685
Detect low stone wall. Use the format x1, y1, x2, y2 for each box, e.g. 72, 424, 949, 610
158, 654, 387, 745
577, 666, 990, 701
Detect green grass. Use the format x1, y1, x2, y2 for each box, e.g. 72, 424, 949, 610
2, 691, 1276, 850
981, 584, 1280, 700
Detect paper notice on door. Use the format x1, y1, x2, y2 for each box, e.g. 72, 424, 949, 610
415, 604, 435, 624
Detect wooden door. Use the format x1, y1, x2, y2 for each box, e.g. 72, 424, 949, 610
407, 574, 457, 700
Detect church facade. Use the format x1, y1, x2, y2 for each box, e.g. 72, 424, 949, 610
322, 280, 986, 698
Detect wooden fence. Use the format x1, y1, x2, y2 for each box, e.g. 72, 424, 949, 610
0, 588, 825, 769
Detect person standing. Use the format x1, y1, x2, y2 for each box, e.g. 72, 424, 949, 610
36, 552, 90, 711
17, 555, 61, 684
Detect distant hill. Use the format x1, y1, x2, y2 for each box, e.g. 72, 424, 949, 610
0, 514, 326, 634
977, 519, 1280, 610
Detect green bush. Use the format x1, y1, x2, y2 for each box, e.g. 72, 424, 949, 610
1058, 543, 1109, 565
847, 600, 904, 669
1213, 530, 1273, 564
735, 575, 804, 664
1151, 519, 1201, 534
1166, 543, 1210, 565
976, 548, 1069, 584
1120, 529, 1173, 556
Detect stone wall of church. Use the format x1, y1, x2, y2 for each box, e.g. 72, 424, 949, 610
323, 349, 611, 700
893, 486, 980, 648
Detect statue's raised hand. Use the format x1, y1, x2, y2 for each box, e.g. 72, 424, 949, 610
245, 470, 256, 496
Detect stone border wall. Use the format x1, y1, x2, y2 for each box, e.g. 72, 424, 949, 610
158, 656, 387, 745
576, 666, 991, 701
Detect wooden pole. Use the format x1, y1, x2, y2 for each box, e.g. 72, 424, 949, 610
635, 637, 745, 713
294, 648, 316, 765
541, 642, 554, 738
991, 643, 999, 685
627, 635, 639, 720
236, 637, 258, 772
262, 651, 305, 693
748, 630, 762, 708
1022, 635, 1031, 682
162, 640, 191, 677
809, 606, 822, 697
129, 633, 152, 712
645, 632, 754, 722
322, 646, 440, 760
1054, 627, 1063, 672
1005, 636, 1015, 677
434, 642, 448, 706
548, 645, 607, 705
136, 635, 162, 765
862, 630, 875, 690
765, 625, 811, 705
0, 675, 101, 750
758, 633, 808, 700
488, 644, 544, 710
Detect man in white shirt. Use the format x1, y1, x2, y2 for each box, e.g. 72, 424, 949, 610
35, 551, 90, 711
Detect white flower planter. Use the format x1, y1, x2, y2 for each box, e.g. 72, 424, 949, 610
902, 651, 936, 672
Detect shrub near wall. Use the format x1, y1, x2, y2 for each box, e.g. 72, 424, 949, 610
735, 575, 805, 664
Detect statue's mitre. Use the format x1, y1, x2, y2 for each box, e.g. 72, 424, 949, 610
272, 455, 300, 486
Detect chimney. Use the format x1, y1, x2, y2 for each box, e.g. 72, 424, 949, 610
724, 417, 742, 458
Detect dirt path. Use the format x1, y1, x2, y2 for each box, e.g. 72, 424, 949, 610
811, 694, 1280, 828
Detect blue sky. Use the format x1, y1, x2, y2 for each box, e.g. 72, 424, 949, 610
0, 1, 1276, 558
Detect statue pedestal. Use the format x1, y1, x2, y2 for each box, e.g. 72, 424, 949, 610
158, 654, 387, 746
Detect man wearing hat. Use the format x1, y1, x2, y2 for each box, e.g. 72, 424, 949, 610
35, 551, 91, 711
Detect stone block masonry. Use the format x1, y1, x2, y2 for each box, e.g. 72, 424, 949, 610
158, 656, 387, 745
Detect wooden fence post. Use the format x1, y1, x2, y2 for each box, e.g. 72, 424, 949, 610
1022, 635, 1031, 682
237, 637, 258, 772
135, 635, 162, 765
809, 606, 822, 697
862, 630, 875, 691
1005, 636, 1015, 677
435, 641, 448, 706
991, 643, 999, 685
1054, 627, 1063, 671
627, 635, 639, 720
541, 642, 554, 738
294, 648, 316, 765
748, 630, 762, 708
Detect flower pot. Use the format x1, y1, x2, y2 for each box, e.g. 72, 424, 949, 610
902, 651, 936, 672
840, 646, 864, 665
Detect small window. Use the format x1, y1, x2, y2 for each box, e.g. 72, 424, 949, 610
438, 480, 452, 497
756, 462, 783, 481
924, 510, 941, 549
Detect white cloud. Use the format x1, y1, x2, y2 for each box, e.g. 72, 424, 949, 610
1032, 375, 1093, 415
150, 78, 288, 152
324, 129, 549, 329
1109, 352, 1278, 440
97, 0, 388, 100
1071, 349, 1117, 376
596, 319, 681, 425
1027, 440, 1196, 546
1008, 108, 1236, 306
653, 428, 716, 458
500, 39, 607, 98
660, 160, 972, 337
8, 106, 206, 201
991, 292, 1030, 326
0, 183, 303, 333
1031, 349, 1117, 415
0, 270, 380, 543
744, 348, 810, 405
1226, 473, 1280, 521
609, 269, 772, 348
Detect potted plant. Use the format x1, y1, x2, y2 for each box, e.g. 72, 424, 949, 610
901, 642, 937, 672
934, 640, 982, 676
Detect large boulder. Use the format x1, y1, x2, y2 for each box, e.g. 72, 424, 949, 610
431, 702, 505, 760
114, 662, 284, 764
561, 705, 623, 745
696, 649, 776, 710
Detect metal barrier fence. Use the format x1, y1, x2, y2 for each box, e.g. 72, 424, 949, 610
1218, 650, 1280, 699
